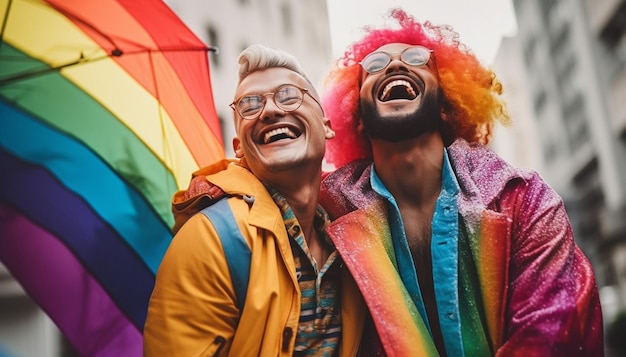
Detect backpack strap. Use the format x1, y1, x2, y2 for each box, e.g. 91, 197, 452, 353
199, 198, 251, 311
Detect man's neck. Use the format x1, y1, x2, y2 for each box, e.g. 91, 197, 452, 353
371, 132, 444, 206
277, 176, 327, 266
267, 167, 322, 245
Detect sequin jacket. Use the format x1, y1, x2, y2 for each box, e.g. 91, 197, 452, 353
320, 139, 604, 356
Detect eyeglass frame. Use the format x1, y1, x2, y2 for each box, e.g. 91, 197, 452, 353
229, 83, 322, 120
359, 45, 433, 74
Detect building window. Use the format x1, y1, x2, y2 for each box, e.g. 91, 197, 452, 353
239, 41, 250, 55
281, 3, 293, 35
563, 94, 591, 150
533, 88, 547, 113
616, 34, 626, 65
206, 25, 220, 68
523, 36, 537, 68
556, 55, 579, 103
600, 1, 626, 48
543, 140, 558, 165
571, 157, 603, 243
549, 24, 571, 60
546, 0, 569, 36
539, 0, 558, 15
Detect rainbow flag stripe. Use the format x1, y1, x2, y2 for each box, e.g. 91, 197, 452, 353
326, 200, 439, 356
0, 0, 224, 355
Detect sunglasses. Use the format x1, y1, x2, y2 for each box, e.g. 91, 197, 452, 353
230, 84, 321, 120
360, 46, 433, 74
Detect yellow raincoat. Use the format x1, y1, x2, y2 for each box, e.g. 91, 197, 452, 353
143, 160, 365, 356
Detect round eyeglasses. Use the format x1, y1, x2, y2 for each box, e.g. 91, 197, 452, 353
359, 46, 433, 74
229, 84, 321, 120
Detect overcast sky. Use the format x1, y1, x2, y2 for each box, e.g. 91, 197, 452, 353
326, 0, 518, 65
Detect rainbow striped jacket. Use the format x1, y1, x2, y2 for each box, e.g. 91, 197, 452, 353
320, 139, 603, 357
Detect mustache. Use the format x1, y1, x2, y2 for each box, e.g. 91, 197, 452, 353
358, 98, 441, 142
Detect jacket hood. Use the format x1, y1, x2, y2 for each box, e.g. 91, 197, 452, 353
171, 159, 252, 234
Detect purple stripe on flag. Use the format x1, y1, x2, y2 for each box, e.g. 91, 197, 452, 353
0, 148, 156, 329
0, 204, 143, 357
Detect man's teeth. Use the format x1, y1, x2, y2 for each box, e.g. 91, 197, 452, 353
264, 127, 297, 144
381, 80, 416, 100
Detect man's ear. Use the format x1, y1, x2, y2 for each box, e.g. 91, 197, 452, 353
323, 117, 335, 139
356, 118, 365, 135
439, 90, 450, 122
232, 137, 244, 158
440, 107, 447, 121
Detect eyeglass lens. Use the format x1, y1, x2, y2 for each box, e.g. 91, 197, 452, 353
360, 46, 431, 74
236, 84, 304, 119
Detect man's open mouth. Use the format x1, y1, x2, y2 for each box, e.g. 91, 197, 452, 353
260, 126, 301, 144
378, 79, 418, 102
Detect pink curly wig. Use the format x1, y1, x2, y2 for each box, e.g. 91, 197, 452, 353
322, 8, 510, 167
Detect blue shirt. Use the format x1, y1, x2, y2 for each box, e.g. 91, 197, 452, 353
370, 149, 465, 357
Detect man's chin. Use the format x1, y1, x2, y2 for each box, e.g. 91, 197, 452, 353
361, 100, 440, 141
366, 129, 420, 142
376, 101, 420, 116
258, 151, 315, 172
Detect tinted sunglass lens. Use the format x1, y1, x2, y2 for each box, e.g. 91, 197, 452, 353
402, 47, 430, 66
362, 52, 391, 74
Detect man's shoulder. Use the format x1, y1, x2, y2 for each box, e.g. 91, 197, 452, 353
448, 139, 541, 204
323, 159, 372, 185
171, 159, 259, 234
320, 159, 376, 218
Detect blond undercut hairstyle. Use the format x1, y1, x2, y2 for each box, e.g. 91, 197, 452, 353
236, 44, 319, 98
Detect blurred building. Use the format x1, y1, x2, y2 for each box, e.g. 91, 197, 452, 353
165, 0, 333, 157
0, 263, 66, 357
492, 36, 545, 175
493, 0, 626, 334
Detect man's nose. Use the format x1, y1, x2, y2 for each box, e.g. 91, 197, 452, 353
258, 96, 284, 121
386, 56, 409, 73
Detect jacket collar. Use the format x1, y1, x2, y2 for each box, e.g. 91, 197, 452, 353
445, 139, 531, 231
207, 162, 283, 232
447, 139, 530, 207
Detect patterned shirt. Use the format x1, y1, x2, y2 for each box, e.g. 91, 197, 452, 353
268, 187, 342, 356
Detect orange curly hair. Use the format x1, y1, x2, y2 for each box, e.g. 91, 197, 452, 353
322, 8, 510, 167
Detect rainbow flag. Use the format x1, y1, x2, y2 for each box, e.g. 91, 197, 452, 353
0, 0, 224, 355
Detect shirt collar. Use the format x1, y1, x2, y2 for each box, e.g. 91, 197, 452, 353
266, 186, 334, 247
371, 148, 459, 197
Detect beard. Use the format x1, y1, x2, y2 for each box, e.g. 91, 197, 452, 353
359, 95, 441, 142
